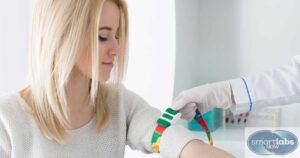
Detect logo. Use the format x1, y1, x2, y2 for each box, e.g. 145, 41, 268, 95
247, 130, 298, 155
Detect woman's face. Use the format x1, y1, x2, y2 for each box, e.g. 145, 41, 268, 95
76, 1, 120, 82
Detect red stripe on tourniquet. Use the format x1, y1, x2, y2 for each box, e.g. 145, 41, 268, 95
155, 125, 166, 134
196, 117, 209, 131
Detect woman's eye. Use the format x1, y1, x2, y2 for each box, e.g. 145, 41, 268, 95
98, 36, 108, 42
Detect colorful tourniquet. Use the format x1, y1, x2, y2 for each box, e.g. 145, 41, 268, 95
151, 108, 213, 153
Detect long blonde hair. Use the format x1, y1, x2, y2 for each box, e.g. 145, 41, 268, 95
27, 0, 128, 143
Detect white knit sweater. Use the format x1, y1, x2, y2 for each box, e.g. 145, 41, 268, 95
0, 86, 199, 158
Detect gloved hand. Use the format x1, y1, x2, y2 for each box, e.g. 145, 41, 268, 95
172, 81, 234, 121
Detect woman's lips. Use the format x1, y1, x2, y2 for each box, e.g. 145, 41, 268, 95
102, 62, 114, 69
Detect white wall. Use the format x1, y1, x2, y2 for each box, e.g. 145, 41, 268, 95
174, 0, 241, 96
0, 0, 34, 95
124, 0, 176, 112
238, 0, 300, 74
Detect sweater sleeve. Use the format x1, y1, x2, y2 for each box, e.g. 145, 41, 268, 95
0, 125, 10, 158
230, 55, 300, 114
122, 86, 200, 158
0, 110, 11, 158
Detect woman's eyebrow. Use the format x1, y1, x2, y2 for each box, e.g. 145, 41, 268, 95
99, 26, 112, 31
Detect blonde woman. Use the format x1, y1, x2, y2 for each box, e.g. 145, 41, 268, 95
0, 0, 234, 158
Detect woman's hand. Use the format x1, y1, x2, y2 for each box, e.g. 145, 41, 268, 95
180, 140, 236, 158
172, 81, 234, 121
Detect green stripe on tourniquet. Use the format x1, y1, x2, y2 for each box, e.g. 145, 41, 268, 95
151, 132, 161, 143
157, 118, 170, 127
166, 108, 178, 115
162, 113, 173, 120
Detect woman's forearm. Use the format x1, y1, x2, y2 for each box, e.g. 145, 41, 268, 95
180, 140, 235, 158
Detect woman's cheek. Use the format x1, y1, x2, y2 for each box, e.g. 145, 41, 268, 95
75, 51, 92, 78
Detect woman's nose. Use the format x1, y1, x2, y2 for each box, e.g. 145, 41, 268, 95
109, 38, 120, 56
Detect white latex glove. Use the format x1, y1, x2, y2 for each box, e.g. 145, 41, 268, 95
172, 81, 234, 121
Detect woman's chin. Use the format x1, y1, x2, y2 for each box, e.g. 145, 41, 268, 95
99, 75, 110, 82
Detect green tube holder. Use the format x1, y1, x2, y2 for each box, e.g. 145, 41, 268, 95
188, 108, 223, 132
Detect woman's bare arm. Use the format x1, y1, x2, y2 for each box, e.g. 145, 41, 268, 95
180, 140, 235, 158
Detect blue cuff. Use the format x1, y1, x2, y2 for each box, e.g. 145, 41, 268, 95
229, 78, 255, 114
241, 77, 253, 111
